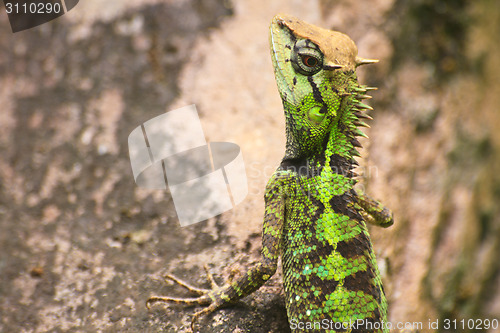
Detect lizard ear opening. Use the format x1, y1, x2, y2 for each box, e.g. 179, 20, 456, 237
307, 105, 327, 125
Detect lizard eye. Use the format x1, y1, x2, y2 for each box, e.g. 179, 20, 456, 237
301, 55, 319, 68
291, 39, 323, 76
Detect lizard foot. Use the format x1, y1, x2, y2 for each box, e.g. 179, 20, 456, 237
146, 265, 221, 332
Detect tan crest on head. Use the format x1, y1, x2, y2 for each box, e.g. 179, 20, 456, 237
274, 14, 378, 71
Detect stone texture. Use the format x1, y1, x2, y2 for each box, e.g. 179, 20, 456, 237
0, 0, 499, 332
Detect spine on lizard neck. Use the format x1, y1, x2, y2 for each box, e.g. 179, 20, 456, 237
280, 82, 375, 182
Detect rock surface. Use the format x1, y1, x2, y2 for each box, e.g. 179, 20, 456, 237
0, 0, 499, 332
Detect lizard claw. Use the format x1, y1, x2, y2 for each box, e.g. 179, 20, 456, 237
190, 303, 219, 332
162, 272, 212, 296
146, 293, 213, 333
146, 267, 222, 332
145, 294, 211, 309
202, 264, 220, 289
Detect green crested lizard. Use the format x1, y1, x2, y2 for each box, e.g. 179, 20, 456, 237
147, 14, 394, 333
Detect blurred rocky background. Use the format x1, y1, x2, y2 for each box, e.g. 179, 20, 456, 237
0, 0, 499, 332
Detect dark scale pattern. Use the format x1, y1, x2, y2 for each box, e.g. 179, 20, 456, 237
280, 164, 387, 331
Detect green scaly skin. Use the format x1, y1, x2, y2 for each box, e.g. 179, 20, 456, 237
147, 14, 393, 333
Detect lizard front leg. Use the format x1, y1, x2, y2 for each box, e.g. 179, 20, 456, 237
146, 177, 286, 331
355, 188, 394, 228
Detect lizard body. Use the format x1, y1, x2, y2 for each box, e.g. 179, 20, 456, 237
147, 14, 393, 333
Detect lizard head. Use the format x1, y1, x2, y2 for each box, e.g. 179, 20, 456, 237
270, 14, 376, 160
